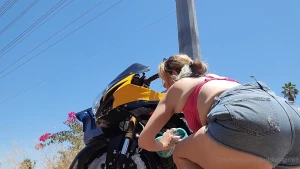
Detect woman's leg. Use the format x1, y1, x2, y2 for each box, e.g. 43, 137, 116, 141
173, 134, 203, 169
172, 127, 273, 169
173, 157, 203, 169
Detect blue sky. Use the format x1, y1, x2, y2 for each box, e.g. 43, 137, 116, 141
0, 0, 299, 167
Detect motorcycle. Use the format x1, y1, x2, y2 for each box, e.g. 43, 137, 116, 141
69, 63, 192, 169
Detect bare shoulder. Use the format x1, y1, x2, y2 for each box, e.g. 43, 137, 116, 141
170, 77, 198, 90
169, 78, 199, 96
173, 77, 193, 86
168, 78, 203, 112
167, 79, 186, 95
165, 78, 194, 100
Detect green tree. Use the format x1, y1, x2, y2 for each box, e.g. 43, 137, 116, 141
281, 82, 299, 103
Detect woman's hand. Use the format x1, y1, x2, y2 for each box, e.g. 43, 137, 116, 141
159, 128, 181, 150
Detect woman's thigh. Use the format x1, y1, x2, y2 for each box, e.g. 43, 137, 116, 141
173, 127, 273, 169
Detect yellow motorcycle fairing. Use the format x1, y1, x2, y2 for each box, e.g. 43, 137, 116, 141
101, 74, 164, 109
113, 83, 164, 108
101, 74, 135, 102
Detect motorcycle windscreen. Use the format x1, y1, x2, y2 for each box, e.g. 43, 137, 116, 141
96, 63, 150, 103
102, 63, 150, 98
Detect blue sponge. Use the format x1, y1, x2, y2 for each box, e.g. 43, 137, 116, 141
155, 128, 188, 158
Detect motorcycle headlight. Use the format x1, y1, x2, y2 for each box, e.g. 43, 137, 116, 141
92, 91, 104, 115
93, 100, 100, 115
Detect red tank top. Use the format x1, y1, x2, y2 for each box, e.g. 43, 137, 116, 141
182, 76, 239, 132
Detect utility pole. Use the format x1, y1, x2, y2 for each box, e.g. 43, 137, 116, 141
175, 0, 201, 61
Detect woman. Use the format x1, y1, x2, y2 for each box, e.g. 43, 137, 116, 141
138, 54, 300, 169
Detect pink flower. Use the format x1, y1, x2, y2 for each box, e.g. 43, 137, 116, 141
68, 112, 76, 118
35, 143, 45, 150
63, 112, 77, 125
39, 133, 52, 142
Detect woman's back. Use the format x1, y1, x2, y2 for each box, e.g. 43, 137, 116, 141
174, 74, 240, 131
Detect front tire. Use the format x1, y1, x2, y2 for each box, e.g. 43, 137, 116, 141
69, 137, 108, 169
69, 138, 167, 169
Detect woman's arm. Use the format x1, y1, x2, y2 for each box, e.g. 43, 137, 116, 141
138, 84, 183, 151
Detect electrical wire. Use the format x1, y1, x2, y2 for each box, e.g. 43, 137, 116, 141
0, 0, 122, 80
0, 0, 11, 14
0, 10, 175, 105
0, 0, 39, 36
0, 0, 18, 17
0, 0, 66, 57
0, 0, 105, 73
0, 0, 73, 60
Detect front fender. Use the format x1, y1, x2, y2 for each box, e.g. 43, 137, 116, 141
69, 136, 108, 169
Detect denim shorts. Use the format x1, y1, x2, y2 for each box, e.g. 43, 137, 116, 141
205, 81, 300, 168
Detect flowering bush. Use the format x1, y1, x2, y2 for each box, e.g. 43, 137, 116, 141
39, 133, 52, 142
35, 112, 84, 150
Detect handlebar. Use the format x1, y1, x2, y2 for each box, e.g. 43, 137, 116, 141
143, 73, 159, 87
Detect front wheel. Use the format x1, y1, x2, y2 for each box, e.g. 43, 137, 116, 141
69, 138, 167, 169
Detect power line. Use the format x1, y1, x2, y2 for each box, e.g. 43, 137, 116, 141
0, 0, 104, 73
0, 0, 66, 57
0, 0, 39, 36
0, 0, 120, 80
0, 0, 11, 14
0, 0, 73, 61
0, 0, 14, 16
0, 0, 18, 17
0, 10, 175, 105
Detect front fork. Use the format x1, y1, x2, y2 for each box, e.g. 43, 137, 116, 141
118, 116, 137, 167
106, 115, 138, 169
